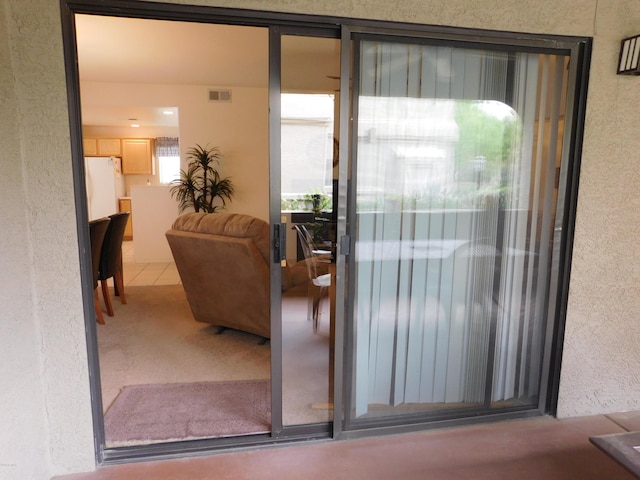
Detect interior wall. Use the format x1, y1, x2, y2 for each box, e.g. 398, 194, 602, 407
3, 0, 640, 478
81, 82, 269, 221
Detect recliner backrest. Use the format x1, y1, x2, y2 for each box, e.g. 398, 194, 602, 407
166, 212, 270, 339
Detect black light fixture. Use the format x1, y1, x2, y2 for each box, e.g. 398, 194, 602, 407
618, 34, 640, 75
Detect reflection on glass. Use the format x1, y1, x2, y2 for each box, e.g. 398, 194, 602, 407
280, 35, 340, 426
352, 42, 569, 420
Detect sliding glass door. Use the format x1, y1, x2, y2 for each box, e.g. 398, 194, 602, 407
64, 0, 588, 460
345, 36, 574, 424
278, 33, 339, 428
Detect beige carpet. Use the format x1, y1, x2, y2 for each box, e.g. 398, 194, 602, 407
98, 283, 331, 446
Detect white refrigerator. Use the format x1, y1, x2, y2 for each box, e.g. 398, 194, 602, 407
84, 156, 126, 220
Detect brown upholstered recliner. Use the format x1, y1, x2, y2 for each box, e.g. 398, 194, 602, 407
166, 212, 270, 339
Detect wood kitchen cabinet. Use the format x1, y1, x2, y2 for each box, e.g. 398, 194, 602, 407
83, 138, 121, 157
118, 198, 133, 241
121, 138, 155, 175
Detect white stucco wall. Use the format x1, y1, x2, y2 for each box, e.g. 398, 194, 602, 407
1, 1, 95, 479
0, 4, 50, 480
556, 3, 640, 417
3, 0, 640, 478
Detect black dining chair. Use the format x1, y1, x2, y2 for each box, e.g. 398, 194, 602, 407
89, 217, 111, 325
98, 211, 130, 317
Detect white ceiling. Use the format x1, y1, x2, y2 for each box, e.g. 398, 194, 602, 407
75, 14, 340, 128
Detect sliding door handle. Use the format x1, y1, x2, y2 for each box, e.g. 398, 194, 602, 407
273, 223, 287, 263
340, 234, 351, 256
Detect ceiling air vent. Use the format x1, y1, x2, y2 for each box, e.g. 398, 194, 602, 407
208, 89, 232, 103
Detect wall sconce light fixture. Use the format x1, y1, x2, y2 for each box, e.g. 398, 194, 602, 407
618, 34, 640, 75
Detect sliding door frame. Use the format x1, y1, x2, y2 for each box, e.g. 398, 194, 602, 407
338, 25, 590, 437
60, 0, 590, 465
269, 25, 344, 440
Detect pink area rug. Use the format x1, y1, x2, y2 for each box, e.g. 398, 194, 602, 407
104, 380, 270, 444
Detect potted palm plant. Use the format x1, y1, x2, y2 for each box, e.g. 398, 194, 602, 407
170, 144, 235, 213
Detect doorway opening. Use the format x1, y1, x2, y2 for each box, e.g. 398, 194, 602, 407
75, 14, 275, 448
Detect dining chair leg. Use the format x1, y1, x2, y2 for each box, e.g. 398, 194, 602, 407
306, 282, 314, 322
94, 288, 105, 325
114, 254, 123, 297
114, 269, 126, 304
313, 287, 325, 333
101, 280, 114, 317
315, 286, 329, 333
312, 295, 320, 331
307, 282, 327, 333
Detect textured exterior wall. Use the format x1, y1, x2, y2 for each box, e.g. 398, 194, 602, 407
1, 0, 95, 478
556, 2, 640, 417
0, 3, 50, 479
2, 0, 640, 478
158, 0, 599, 36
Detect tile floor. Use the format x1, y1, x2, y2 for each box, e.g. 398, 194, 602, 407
54, 414, 638, 479
120, 241, 181, 287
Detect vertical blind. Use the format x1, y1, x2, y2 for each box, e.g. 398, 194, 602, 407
352, 40, 568, 417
